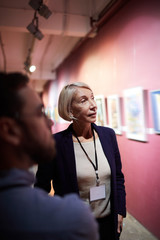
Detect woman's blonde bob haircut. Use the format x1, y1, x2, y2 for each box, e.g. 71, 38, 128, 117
58, 82, 92, 121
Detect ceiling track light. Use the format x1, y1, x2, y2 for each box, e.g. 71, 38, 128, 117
29, 0, 52, 19
27, 0, 52, 40
24, 61, 36, 74
27, 10, 44, 40
24, 48, 36, 74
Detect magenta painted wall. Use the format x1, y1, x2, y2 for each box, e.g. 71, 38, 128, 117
53, 0, 160, 238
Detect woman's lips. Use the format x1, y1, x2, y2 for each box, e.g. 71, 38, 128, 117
89, 112, 97, 117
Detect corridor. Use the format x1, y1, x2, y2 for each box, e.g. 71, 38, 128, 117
121, 213, 158, 240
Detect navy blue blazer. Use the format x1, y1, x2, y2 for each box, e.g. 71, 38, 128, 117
35, 123, 126, 238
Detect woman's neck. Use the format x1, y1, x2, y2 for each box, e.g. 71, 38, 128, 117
72, 122, 93, 140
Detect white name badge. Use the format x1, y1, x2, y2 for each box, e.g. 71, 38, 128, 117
90, 184, 106, 202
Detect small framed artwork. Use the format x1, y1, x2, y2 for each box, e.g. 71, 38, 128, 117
124, 87, 147, 142
45, 106, 55, 121
150, 89, 160, 134
95, 95, 107, 126
45, 106, 60, 123
107, 95, 122, 135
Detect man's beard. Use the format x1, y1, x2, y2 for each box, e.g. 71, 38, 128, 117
20, 124, 56, 164
28, 139, 56, 164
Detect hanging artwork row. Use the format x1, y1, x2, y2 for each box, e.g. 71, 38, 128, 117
95, 87, 147, 141
45, 87, 160, 141
94, 87, 160, 142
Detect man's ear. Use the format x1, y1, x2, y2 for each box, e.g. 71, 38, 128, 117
0, 118, 22, 146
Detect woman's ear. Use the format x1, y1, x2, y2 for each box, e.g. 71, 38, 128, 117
69, 112, 73, 119
70, 108, 73, 114
0, 118, 21, 146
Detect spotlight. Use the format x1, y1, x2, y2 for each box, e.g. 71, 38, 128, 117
29, 65, 36, 72
24, 61, 36, 73
38, 4, 52, 19
29, 0, 42, 10
24, 51, 36, 74
29, 0, 52, 19
24, 60, 30, 73
27, 22, 44, 40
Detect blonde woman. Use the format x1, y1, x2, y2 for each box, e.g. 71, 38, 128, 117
35, 82, 126, 240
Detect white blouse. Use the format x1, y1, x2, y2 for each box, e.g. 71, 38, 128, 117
73, 137, 111, 218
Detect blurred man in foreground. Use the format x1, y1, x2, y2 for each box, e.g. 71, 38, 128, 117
0, 72, 99, 240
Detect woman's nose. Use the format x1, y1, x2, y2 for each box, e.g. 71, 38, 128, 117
90, 99, 97, 108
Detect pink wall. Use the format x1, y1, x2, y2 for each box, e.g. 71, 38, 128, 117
53, 0, 160, 238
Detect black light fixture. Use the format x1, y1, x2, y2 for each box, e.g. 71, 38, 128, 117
24, 48, 36, 73
27, 11, 44, 40
24, 60, 36, 73
27, 0, 52, 40
29, 0, 52, 19
24, 57, 31, 73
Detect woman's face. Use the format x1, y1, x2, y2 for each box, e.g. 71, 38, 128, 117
71, 87, 97, 123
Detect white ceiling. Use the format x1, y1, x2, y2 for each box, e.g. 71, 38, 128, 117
0, 0, 125, 81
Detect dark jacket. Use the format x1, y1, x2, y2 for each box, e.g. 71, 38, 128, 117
35, 123, 126, 239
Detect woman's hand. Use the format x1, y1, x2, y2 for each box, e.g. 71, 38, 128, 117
117, 214, 123, 234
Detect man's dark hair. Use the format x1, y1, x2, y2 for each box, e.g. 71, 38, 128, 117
0, 72, 29, 118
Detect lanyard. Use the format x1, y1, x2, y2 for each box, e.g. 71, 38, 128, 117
73, 128, 100, 185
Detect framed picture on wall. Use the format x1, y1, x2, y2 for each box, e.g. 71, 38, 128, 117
123, 87, 147, 142
150, 89, 160, 134
95, 95, 107, 126
45, 106, 55, 121
107, 95, 122, 135
45, 106, 61, 123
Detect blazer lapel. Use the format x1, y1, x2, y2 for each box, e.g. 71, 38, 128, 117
93, 124, 114, 171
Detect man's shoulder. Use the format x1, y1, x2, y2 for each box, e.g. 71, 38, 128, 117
0, 184, 98, 239
34, 190, 88, 217
33, 190, 99, 239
